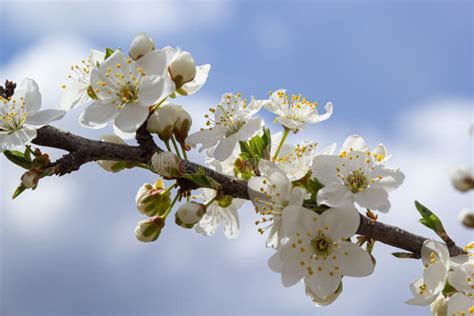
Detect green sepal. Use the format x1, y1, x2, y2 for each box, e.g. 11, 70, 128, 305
104, 48, 115, 60
182, 168, 222, 191
12, 185, 27, 199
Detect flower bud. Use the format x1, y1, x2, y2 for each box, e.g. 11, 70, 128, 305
134, 216, 165, 242
21, 171, 39, 189
135, 179, 172, 217
129, 32, 155, 61
173, 107, 192, 145
459, 209, 474, 229
151, 151, 182, 178
147, 104, 179, 141
97, 135, 126, 172
449, 166, 474, 192
168, 51, 196, 88
175, 202, 206, 229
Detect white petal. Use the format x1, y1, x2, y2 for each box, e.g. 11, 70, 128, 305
304, 279, 342, 307
321, 206, 360, 241
305, 260, 342, 297
13, 78, 42, 114
276, 117, 304, 130
353, 187, 390, 212
340, 135, 368, 153
113, 124, 136, 140
421, 240, 450, 269
0, 126, 37, 151
371, 167, 405, 192
238, 117, 263, 140
447, 293, 474, 316
306, 101, 333, 124
138, 75, 165, 105
312, 155, 340, 185
182, 64, 211, 95
214, 133, 238, 161
423, 261, 448, 293
59, 80, 89, 110
195, 207, 218, 237
334, 241, 375, 277
135, 49, 168, 76
317, 143, 337, 155
316, 182, 352, 208
25, 109, 65, 127
448, 261, 474, 295
405, 277, 438, 305
222, 206, 240, 239
114, 103, 149, 133
79, 101, 118, 129
268, 251, 284, 273
282, 205, 306, 236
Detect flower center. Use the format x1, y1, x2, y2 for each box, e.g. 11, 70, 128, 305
0, 98, 27, 133
119, 84, 138, 104
224, 120, 245, 137
346, 170, 369, 193
310, 234, 333, 257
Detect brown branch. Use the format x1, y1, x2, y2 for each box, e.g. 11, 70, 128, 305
30, 125, 465, 257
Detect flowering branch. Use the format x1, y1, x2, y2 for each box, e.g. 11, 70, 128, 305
31, 125, 464, 257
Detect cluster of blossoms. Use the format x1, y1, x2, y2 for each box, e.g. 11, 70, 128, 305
2, 32, 471, 312
406, 240, 474, 315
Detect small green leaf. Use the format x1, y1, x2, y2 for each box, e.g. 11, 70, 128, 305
414, 200, 446, 235
3, 150, 33, 169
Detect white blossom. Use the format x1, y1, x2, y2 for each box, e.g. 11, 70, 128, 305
449, 165, 474, 192
312, 135, 404, 212
147, 103, 180, 141
195, 188, 244, 240
0, 78, 65, 151
248, 172, 305, 249
447, 293, 474, 316
186, 93, 264, 161
134, 217, 165, 242
80, 50, 172, 134
268, 206, 374, 299
406, 240, 450, 306
264, 89, 333, 131
59, 49, 105, 110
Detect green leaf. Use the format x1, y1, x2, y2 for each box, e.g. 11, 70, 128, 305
3, 150, 33, 169
414, 200, 446, 235
12, 185, 27, 199
105, 48, 115, 60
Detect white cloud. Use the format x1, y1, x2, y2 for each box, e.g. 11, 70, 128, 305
3, 1, 234, 40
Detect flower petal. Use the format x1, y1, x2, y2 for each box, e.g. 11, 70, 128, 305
312, 155, 341, 185
305, 259, 342, 297
340, 135, 368, 153
238, 117, 263, 140
213, 133, 238, 161
79, 101, 118, 129
353, 186, 390, 212
25, 109, 65, 127
322, 206, 360, 241
13, 78, 42, 114
114, 103, 149, 133
135, 49, 168, 76
447, 293, 474, 316
316, 182, 352, 208
182, 64, 211, 95
0, 126, 37, 151
334, 241, 375, 277
138, 75, 165, 105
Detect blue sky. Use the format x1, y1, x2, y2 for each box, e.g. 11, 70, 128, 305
0, 1, 472, 315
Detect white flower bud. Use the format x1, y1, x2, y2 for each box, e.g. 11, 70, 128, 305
135, 179, 172, 217
146, 104, 179, 141
21, 171, 39, 189
151, 151, 181, 178
97, 135, 126, 172
430, 294, 448, 316
134, 217, 165, 242
168, 51, 196, 88
458, 208, 474, 228
175, 202, 206, 229
173, 106, 192, 145
449, 166, 474, 192
129, 32, 155, 61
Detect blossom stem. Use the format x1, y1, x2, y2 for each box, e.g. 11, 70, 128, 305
171, 136, 182, 159
149, 96, 168, 112
180, 143, 188, 160
162, 182, 178, 195
162, 193, 180, 218
272, 127, 290, 161
164, 140, 172, 152
205, 196, 218, 207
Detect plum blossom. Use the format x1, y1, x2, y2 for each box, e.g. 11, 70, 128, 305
59, 49, 105, 110
79, 50, 172, 134
248, 172, 305, 249
1, 78, 65, 151
186, 93, 264, 161
268, 206, 374, 299
264, 89, 333, 131
405, 240, 450, 305
195, 188, 244, 240
312, 135, 404, 212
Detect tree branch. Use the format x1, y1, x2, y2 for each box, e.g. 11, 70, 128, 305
30, 125, 465, 257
